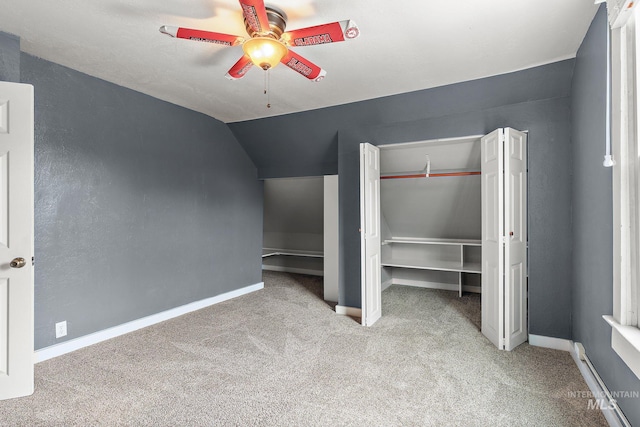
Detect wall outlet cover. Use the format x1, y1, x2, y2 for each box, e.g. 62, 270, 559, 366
55, 321, 67, 338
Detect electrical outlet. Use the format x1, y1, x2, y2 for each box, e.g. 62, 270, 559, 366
55, 321, 67, 338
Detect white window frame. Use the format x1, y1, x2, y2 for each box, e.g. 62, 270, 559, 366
605, 3, 640, 380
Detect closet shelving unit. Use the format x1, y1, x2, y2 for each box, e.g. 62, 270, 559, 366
381, 238, 481, 297
380, 163, 482, 297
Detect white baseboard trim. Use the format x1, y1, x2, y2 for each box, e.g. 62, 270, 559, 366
529, 335, 629, 425
261, 265, 323, 277
528, 334, 574, 352
335, 305, 362, 317
35, 282, 264, 363
570, 342, 630, 427
381, 279, 393, 292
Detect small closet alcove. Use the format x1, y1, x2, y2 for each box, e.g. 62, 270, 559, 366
262, 176, 339, 302
362, 129, 528, 350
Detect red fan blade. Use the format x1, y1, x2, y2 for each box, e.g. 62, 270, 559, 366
225, 55, 254, 80
280, 50, 326, 82
282, 20, 360, 47
160, 26, 243, 46
239, 0, 270, 35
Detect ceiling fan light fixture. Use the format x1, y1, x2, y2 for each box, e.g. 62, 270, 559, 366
160, 1, 359, 81
242, 37, 288, 70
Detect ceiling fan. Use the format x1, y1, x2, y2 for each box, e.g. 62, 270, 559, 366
159, 0, 359, 82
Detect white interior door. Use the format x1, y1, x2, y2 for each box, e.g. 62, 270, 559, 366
504, 128, 528, 350
0, 82, 34, 400
481, 129, 504, 348
481, 128, 528, 351
360, 143, 381, 326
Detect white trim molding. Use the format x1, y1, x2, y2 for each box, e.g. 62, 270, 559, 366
607, 2, 640, 380
35, 282, 264, 363
605, 0, 637, 28
530, 336, 630, 426
603, 315, 640, 378
528, 334, 574, 352
610, 5, 639, 329
335, 305, 362, 318
571, 342, 632, 427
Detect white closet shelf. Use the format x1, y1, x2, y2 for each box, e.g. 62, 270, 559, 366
262, 248, 324, 258
382, 237, 481, 246
381, 259, 481, 274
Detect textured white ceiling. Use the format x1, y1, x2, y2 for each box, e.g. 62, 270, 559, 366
0, 0, 599, 123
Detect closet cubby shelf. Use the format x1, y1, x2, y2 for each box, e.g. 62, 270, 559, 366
381, 237, 482, 296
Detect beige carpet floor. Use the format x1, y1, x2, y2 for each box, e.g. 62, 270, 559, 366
1, 271, 607, 426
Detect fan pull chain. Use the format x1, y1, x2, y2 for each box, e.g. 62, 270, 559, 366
264, 69, 271, 108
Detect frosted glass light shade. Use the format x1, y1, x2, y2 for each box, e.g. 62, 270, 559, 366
242, 37, 288, 70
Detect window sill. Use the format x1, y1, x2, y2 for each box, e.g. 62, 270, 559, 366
603, 315, 640, 379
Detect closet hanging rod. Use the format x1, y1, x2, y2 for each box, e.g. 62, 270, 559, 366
380, 155, 480, 179
381, 171, 481, 180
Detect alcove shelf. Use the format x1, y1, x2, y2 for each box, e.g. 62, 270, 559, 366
381, 237, 481, 296
261, 247, 324, 277
262, 248, 324, 258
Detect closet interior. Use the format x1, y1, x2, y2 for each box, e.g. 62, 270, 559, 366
379, 136, 483, 295
262, 176, 339, 302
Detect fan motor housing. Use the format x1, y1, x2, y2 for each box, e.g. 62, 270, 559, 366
245, 6, 287, 39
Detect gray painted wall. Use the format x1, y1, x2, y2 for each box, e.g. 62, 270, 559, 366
571, 6, 640, 424
19, 54, 263, 350
263, 177, 324, 251
380, 140, 482, 240
0, 31, 20, 82
229, 60, 573, 179
381, 177, 482, 240
232, 61, 574, 339
262, 177, 324, 274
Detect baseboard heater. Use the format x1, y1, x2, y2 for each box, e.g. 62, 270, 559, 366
573, 342, 631, 427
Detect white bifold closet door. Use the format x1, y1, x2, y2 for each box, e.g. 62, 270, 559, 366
481, 128, 528, 351
360, 143, 382, 326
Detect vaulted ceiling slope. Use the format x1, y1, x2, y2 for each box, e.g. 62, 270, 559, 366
0, 0, 598, 123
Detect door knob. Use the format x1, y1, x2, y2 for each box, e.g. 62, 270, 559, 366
10, 257, 26, 268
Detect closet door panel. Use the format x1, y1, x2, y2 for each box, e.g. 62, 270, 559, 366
481, 129, 504, 349
504, 128, 528, 350
360, 143, 381, 326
